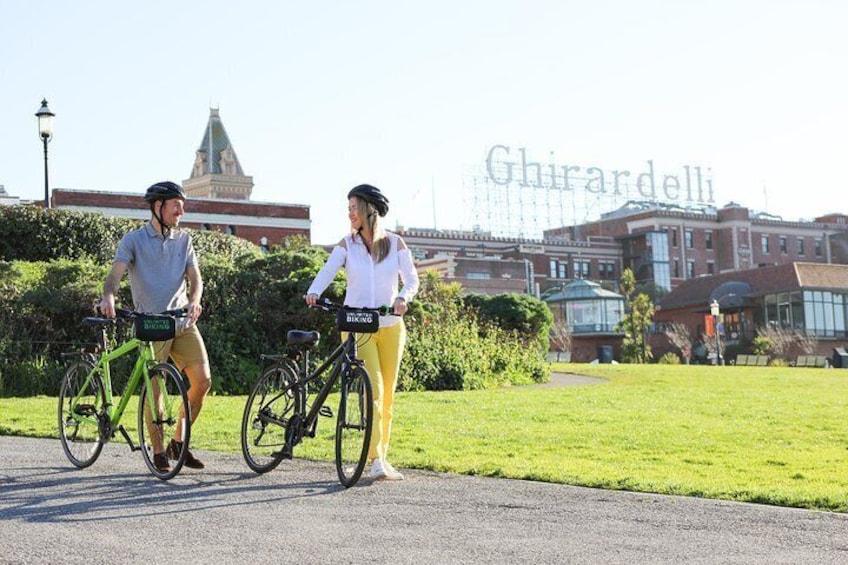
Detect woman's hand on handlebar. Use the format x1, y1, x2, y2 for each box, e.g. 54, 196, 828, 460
304, 293, 319, 307
392, 296, 408, 316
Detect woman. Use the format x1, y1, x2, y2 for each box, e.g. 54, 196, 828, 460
305, 184, 419, 481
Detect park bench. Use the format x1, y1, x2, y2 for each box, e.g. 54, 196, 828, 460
794, 355, 828, 368
734, 354, 770, 366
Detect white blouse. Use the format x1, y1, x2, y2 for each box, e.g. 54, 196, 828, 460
307, 231, 420, 327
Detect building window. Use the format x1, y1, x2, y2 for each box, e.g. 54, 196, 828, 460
598, 262, 614, 280
801, 290, 847, 337
226, 225, 237, 235
549, 260, 568, 279
674, 259, 680, 278
761, 235, 770, 254
686, 260, 695, 279
707, 261, 715, 275
684, 230, 694, 249
202, 223, 212, 231
705, 231, 713, 250
815, 239, 823, 257
670, 228, 678, 247
260, 236, 269, 253
779, 236, 787, 254
796, 238, 805, 256
573, 260, 590, 279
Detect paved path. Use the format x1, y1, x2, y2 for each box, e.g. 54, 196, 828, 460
532, 371, 607, 388
2, 436, 848, 564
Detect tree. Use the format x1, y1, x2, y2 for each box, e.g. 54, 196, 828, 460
755, 324, 818, 360
663, 322, 693, 364
616, 268, 655, 363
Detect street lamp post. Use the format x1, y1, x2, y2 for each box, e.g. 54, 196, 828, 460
710, 299, 723, 365
35, 99, 55, 208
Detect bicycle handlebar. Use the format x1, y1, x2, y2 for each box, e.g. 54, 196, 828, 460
114, 307, 189, 319
86, 307, 189, 326
309, 297, 396, 317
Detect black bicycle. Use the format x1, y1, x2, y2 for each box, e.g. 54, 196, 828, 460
241, 298, 390, 487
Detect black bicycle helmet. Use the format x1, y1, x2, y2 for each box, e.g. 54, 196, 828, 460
347, 184, 389, 217
144, 181, 186, 203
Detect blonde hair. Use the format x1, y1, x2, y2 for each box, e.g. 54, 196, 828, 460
353, 196, 390, 263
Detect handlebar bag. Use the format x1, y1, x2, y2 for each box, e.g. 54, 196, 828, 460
336, 307, 379, 334
134, 314, 176, 342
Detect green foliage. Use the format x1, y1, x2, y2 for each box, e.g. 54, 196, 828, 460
463, 292, 553, 351
616, 268, 655, 363
751, 335, 772, 355
0, 205, 260, 265
657, 352, 681, 364
0, 205, 138, 263
0, 212, 547, 395
401, 272, 549, 391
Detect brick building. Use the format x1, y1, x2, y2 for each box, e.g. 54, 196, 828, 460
545, 200, 848, 293
51, 108, 310, 247
52, 188, 310, 248
654, 262, 848, 362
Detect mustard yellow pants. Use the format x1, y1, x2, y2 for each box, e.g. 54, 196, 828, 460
347, 321, 406, 461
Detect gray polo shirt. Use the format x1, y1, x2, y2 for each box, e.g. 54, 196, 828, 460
114, 222, 198, 316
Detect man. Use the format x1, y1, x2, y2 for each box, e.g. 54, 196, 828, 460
99, 181, 211, 472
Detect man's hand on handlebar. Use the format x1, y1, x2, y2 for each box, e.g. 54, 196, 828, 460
98, 295, 117, 319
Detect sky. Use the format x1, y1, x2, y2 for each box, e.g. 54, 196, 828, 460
2, 0, 846, 245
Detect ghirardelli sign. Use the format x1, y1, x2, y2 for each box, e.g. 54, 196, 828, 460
485, 145, 714, 205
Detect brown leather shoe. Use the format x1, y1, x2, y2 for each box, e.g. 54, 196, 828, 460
167, 439, 205, 469
153, 453, 171, 472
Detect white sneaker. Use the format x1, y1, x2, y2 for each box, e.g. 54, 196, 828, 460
370, 459, 388, 480
382, 461, 404, 481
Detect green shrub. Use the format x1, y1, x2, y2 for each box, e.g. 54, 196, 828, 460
0, 211, 548, 395
400, 273, 549, 391
463, 292, 553, 351
658, 352, 681, 364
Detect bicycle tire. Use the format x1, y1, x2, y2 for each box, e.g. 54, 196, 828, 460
335, 365, 373, 487
137, 363, 191, 481
241, 363, 301, 473
58, 359, 105, 468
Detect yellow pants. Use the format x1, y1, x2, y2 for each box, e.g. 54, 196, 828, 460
347, 321, 406, 461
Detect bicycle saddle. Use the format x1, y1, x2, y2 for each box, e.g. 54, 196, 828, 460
286, 330, 320, 347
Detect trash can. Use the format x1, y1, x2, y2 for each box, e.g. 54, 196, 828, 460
832, 347, 848, 369
597, 345, 614, 364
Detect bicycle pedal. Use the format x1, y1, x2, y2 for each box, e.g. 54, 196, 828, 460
319, 406, 333, 418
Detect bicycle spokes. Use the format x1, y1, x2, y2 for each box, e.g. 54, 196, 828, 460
138, 364, 191, 480
58, 361, 105, 468
335, 366, 373, 488
241, 365, 299, 473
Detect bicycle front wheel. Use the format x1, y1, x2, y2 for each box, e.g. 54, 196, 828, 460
138, 363, 191, 481
335, 365, 373, 488
241, 363, 301, 473
58, 360, 105, 468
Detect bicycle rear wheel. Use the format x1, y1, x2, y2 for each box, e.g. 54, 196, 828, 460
335, 365, 373, 487
58, 360, 105, 468
241, 363, 301, 473
138, 363, 191, 481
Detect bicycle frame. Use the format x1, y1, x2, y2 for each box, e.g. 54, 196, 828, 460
286, 332, 363, 437
68, 329, 164, 441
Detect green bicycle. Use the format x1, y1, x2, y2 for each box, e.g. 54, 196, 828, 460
58, 308, 192, 480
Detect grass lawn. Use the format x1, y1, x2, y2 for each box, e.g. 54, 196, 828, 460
3, 362, 848, 512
